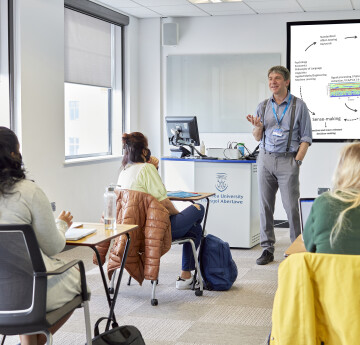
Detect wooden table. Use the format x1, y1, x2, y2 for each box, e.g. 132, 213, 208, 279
284, 234, 307, 257
66, 222, 138, 330
168, 192, 215, 235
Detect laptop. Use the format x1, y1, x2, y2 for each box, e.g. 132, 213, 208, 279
299, 197, 316, 238
65, 226, 97, 241
284, 197, 315, 257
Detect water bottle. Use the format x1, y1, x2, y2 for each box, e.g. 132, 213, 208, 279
200, 141, 206, 155
104, 186, 116, 230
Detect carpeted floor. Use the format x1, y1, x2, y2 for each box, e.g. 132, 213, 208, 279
4, 228, 290, 345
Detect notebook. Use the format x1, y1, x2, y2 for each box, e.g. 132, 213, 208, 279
65, 227, 97, 240
167, 191, 200, 198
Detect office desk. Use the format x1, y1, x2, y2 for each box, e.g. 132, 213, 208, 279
162, 157, 259, 248
284, 234, 307, 257
168, 192, 215, 235
66, 223, 138, 330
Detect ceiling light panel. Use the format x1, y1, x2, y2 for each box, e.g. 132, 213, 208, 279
198, 2, 254, 14
297, 0, 353, 11
248, 0, 303, 14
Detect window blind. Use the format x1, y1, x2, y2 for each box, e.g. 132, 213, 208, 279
64, 8, 111, 87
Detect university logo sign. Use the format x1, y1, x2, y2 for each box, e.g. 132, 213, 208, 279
215, 173, 228, 192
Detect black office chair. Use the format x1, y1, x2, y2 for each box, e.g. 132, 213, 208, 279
0, 224, 92, 345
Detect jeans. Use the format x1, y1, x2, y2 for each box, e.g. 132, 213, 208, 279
170, 203, 205, 271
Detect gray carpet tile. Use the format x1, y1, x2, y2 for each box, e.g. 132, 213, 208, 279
3, 228, 290, 345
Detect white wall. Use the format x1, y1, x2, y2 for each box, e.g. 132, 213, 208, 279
136, 18, 162, 158
138, 10, 360, 219
14, 0, 139, 221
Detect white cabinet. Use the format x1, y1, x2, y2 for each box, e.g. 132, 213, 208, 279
162, 158, 260, 248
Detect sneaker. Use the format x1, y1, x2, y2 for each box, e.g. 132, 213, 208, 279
176, 274, 193, 290
256, 250, 274, 265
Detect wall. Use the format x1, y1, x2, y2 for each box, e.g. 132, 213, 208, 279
136, 18, 162, 158
14, 0, 139, 221
137, 10, 360, 219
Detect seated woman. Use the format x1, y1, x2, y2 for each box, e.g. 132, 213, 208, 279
117, 132, 205, 289
303, 142, 360, 254
0, 127, 83, 345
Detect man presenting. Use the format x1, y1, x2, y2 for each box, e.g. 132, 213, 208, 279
246, 66, 312, 265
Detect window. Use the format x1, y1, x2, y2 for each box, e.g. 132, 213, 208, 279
64, 2, 128, 160
69, 137, 79, 156
0, 0, 10, 128
65, 83, 111, 157
69, 101, 79, 121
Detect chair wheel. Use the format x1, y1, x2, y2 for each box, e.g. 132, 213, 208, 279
151, 298, 158, 306
195, 289, 203, 296
151, 279, 158, 285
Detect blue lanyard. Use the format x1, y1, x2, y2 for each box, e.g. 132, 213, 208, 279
271, 94, 292, 126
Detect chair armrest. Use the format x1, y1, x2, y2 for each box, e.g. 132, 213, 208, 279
35, 260, 89, 301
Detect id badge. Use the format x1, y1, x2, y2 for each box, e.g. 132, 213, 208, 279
273, 128, 283, 137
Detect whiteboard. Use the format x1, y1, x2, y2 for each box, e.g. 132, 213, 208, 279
288, 20, 360, 141
166, 54, 280, 133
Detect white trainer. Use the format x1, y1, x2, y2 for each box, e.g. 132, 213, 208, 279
176, 274, 193, 290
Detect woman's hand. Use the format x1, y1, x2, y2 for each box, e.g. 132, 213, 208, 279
58, 210, 73, 228
148, 156, 159, 170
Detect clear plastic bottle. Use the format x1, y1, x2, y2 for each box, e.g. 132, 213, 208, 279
104, 186, 116, 230
200, 140, 206, 155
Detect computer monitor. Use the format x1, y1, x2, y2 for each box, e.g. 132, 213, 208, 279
165, 116, 200, 146
165, 116, 201, 157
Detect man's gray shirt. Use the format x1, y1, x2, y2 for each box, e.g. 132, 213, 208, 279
255, 92, 312, 153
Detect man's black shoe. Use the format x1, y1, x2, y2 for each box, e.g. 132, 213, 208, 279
256, 250, 274, 265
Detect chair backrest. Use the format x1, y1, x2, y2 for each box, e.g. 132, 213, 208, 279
270, 252, 360, 345
0, 224, 48, 334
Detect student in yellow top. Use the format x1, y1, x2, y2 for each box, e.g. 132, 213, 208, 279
117, 132, 205, 290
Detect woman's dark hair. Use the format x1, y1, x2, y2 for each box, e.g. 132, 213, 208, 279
0, 127, 26, 195
122, 132, 149, 167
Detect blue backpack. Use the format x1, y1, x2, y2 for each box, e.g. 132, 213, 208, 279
199, 234, 238, 291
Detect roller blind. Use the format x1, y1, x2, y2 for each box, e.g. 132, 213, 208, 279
64, 8, 111, 87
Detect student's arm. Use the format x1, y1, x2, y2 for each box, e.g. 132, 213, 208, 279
30, 185, 68, 256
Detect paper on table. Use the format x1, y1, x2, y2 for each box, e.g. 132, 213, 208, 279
65, 227, 97, 240
69, 222, 83, 229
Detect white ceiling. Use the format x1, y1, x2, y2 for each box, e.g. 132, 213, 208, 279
92, 0, 358, 18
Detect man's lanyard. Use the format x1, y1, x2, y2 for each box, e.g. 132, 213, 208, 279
271, 94, 292, 127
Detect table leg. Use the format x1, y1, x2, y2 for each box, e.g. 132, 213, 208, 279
91, 246, 113, 309
105, 233, 131, 331
202, 197, 210, 236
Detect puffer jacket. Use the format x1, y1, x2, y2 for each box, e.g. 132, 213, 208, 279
93, 189, 172, 285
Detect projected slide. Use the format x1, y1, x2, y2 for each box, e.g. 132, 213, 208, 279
288, 20, 360, 141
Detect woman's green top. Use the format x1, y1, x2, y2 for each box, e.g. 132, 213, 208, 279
303, 192, 360, 254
